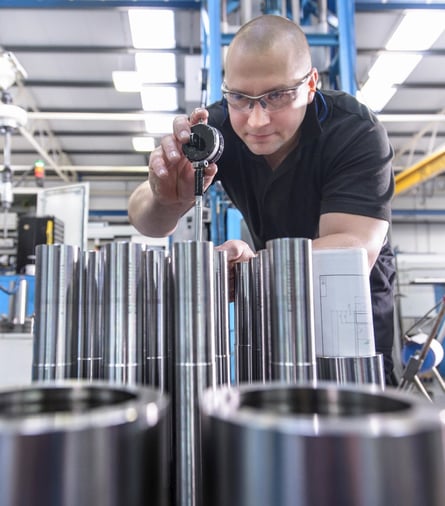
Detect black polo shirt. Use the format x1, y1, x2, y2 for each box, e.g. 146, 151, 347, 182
208, 90, 396, 382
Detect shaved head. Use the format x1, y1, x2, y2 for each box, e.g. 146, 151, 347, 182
226, 15, 312, 72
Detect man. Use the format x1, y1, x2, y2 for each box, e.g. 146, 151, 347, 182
128, 15, 396, 384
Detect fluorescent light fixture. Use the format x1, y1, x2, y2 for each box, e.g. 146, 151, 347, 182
144, 113, 177, 134
357, 83, 397, 113
368, 53, 422, 86
135, 53, 177, 83
132, 136, 156, 152
358, 9, 445, 112
128, 9, 176, 49
140, 86, 178, 111
386, 10, 445, 51
112, 71, 142, 92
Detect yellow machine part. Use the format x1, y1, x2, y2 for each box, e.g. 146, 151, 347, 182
394, 149, 445, 196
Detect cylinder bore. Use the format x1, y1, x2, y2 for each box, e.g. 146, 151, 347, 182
0, 382, 170, 506
201, 382, 445, 506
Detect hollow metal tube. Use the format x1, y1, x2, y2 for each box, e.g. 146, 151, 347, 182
201, 383, 445, 506
0, 382, 170, 506
266, 238, 316, 382
234, 261, 253, 384
251, 250, 271, 382
316, 355, 385, 388
33, 244, 80, 381
78, 250, 104, 380
102, 242, 145, 385
214, 249, 230, 386
172, 240, 216, 506
143, 248, 168, 393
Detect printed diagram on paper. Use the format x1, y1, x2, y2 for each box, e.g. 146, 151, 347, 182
317, 274, 374, 356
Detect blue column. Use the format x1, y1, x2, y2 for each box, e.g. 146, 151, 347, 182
336, 0, 357, 94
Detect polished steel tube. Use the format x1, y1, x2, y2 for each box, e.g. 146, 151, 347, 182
266, 238, 316, 382
8, 277, 27, 325
33, 244, 80, 381
78, 250, 104, 380
251, 250, 271, 382
143, 248, 168, 392
0, 382, 170, 506
317, 355, 385, 388
234, 261, 253, 384
172, 240, 216, 506
102, 242, 145, 385
214, 249, 230, 386
201, 383, 445, 506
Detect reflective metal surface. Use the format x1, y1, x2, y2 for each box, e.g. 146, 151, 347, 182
317, 354, 385, 388
234, 261, 253, 384
172, 241, 216, 506
201, 382, 445, 506
33, 244, 80, 381
102, 242, 145, 385
0, 382, 170, 506
267, 238, 316, 382
214, 249, 230, 386
78, 250, 104, 380
143, 248, 168, 392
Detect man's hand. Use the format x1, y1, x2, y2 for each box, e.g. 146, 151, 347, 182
215, 240, 256, 301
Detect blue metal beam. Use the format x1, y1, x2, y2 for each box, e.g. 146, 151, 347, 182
221, 31, 339, 47
206, 0, 222, 104
0, 0, 200, 8
336, 0, 356, 94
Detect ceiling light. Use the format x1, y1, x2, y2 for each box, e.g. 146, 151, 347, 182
357, 83, 397, 113
358, 10, 445, 112
128, 9, 176, 49
386, 10, 445, 51
132, 136, 156, 152
112, 71, 142, 92
140, 87, 178, 111
144, 113, 176, 134
368, 53, 422, 86
135, 53, 177, 83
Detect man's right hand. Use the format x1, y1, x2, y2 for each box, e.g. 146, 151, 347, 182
128, 108, 218, 237
148, 108, 218, 207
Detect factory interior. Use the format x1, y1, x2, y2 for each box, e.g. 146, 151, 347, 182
1, 0, 445, 505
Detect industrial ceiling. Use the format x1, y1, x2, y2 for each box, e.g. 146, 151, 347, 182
0, 1, 444, 193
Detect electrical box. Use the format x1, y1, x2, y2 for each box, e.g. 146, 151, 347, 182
16, 216, 64, 274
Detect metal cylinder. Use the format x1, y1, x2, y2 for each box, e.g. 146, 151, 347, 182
8, 277, 27, 326
201, 382, 445, 506
317, 354, 385, 388
251, 250, 271, 382
266, 238, 316, 382
33, 244, 80, 381
172, 240, 216, 506
214, 249, 230, 386
78, 250, 104, 380
102, 242, 145, 385
0, 382, 170, 506
143, 248, 168, 392
234, 261, 253, 384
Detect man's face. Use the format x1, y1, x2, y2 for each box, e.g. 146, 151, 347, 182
224, 45, 315, 159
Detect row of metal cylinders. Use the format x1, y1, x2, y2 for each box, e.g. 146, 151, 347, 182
33, 238, 385, 390
33, 238, 320, 388
32, 238, 381, 506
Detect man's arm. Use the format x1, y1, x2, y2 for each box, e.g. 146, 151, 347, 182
128, 180, 192, 237
315, 212, 389, 271
128, 108, 217, 237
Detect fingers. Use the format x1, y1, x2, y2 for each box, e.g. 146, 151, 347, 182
215, 240, 256, 263
173, 108, 209, 143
